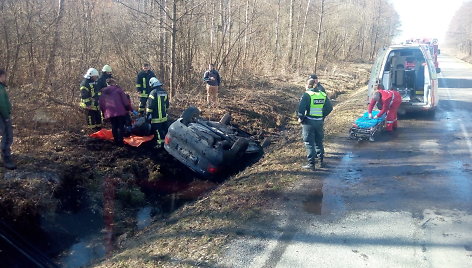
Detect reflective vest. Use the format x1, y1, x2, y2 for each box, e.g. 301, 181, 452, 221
146, 87, 169, 124
306, 90, 327, 118
136, 70, 156, 97
80, 78, 100, 110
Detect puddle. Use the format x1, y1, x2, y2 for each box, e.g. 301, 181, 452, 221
136, 206, 154, 230
59, 237, 106, 268
313, 152, 359, 216
302, 153, 357, 216
302, 189, 323, 215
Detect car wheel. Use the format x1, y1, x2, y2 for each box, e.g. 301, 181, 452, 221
230, 138, 249, 158
181, 106, 200, 125
220, 113, 231, 125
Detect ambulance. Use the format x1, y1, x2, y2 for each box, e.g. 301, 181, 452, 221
368, 43, 440, 114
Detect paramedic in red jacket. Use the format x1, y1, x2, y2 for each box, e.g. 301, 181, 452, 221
99, 78, 133, 145
367, 84, 402, 131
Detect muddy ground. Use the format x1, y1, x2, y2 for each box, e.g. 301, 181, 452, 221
0, 63, 370, 266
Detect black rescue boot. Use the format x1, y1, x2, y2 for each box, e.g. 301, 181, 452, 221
319, 156, 326, 168
3, 156, 16, 170
302, 162, 316, 170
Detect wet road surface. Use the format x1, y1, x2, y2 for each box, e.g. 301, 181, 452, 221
221, 54, 472, 267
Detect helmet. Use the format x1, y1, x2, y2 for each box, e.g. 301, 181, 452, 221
84, 68, 99, 79
102, 64, 112, 73
149, 77, 162, 87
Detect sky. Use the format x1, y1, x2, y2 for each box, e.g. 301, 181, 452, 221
391, 0, 466, 44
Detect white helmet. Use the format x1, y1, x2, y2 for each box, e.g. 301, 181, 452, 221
102, 64, 112, 73
84, 68, 99, 79
149, 77, 163, 87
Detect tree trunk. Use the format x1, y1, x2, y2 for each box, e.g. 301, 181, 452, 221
243, 0, 250, 61
41, 0, 65, 89
370, 0, 382, 60
313, 0, 325, 73
297, 0, 311, 71
169, 0, 177, 99
159, 0, 166, 80
273, 0, 281, 67
287, 0, 295, 65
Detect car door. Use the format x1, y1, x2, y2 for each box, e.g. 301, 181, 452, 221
368, 48, 388, 102
420, 45, 438, 107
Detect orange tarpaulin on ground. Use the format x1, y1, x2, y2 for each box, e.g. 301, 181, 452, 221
90, 129, 154, 147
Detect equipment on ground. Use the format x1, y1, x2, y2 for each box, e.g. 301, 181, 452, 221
349, 111, 386, 142
90, 129, 154, 147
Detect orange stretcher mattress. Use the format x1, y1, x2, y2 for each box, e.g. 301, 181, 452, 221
90, 129, 154, 147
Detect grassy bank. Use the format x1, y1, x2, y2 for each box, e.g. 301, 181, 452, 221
94, 64, 371, 268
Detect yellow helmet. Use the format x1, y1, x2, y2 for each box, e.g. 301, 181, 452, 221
102, 65, 112, 73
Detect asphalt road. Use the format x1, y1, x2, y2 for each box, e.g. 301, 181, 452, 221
220, 54, 472, 268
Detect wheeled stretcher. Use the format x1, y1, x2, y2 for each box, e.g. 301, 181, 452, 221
349, 111, 386, 141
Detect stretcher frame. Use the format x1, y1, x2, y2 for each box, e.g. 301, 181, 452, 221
349, 119, 386, 142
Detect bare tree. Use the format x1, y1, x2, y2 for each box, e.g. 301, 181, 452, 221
287, 0, 295, 65
313, 0, 325, 73
0, 0, 399, 104
42, 0, 66, 90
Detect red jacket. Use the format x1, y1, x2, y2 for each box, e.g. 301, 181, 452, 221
99, 85, 132, 119
368, 89, 402, 117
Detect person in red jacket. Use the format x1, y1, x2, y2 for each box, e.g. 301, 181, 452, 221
99, 78, 132, 145
368, 84, 402, 131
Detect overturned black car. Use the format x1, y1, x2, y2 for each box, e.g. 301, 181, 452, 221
164, 107, 263, 177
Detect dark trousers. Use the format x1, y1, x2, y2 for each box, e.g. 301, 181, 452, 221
138, 92, 148, 113
86, 109, 102, 128
302, 120, 324, 164
151, 122, 168, 145
0, 117, 13, 158
110, 116, 127, 145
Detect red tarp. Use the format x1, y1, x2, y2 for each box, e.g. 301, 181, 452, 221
89, 129, 154, 147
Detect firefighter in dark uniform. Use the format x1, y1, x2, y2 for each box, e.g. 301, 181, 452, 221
136, 63, 156, 114
80, 68, 102, 129
96, 65, 113, 92
146, 77, 169, 147
297, 77, 333, 170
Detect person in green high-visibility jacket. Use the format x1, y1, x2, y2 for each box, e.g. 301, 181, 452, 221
297, 77, 333, 170
0, 69, 16, 169
146, 77, 169, 147
136, 63, 156, 115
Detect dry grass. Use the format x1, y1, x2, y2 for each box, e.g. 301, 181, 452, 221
0, 61, 371, 266
94, 63, 371, 268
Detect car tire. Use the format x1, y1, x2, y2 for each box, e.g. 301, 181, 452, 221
220, 113, 231, 125
181, 106, 200, 125
230, 138, 249, 158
